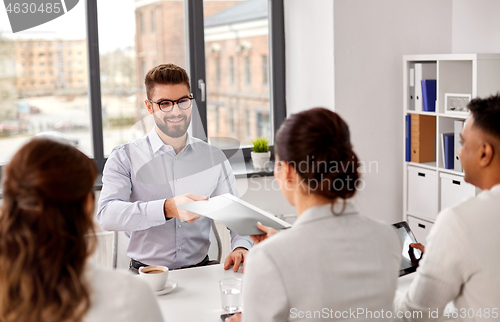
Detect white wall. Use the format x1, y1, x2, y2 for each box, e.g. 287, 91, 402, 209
334, 0, 452, 224
452, 0, 500, 53
284, 0, 335, 115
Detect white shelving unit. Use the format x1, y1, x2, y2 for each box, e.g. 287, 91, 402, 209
402, 54, 500, 242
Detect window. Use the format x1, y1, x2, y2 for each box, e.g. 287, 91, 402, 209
0, 0, 286, 175
215, 56, 220, 85
151, 10, 156, 33
202, 0, 285, 151
262, 55, 268, 85
139, 12, 145, 34
229, 57, 234, 85
244, 56, 251, 86
229, 108, 234, 134
245, 110, 250, 137
0, 4, 92, 166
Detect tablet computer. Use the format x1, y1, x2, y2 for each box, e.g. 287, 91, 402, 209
393, 221, 423, 277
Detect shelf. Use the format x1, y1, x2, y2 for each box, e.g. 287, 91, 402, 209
406, 161, 436, 170
406, 110, 437, 116
405, 212, 437, 223
438, 112, 468, 120
438, 168, 465, 176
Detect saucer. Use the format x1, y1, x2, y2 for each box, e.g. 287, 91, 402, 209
154, 280, 178, 296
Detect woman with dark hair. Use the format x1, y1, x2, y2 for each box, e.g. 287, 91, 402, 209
228, 108, 402, 322
0, 138, 163, 322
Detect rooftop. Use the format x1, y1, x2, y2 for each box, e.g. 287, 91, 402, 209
204, 0, 268, 28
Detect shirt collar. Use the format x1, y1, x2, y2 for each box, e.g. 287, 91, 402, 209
292, 200, 359, 228
147, 126, 193, 154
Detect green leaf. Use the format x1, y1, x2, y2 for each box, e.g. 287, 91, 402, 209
251, 136, 269, 152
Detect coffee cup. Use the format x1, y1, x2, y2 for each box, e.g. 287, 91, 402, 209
138, 265, 169, 292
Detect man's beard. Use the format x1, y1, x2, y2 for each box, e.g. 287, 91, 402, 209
154, 112, 192, 138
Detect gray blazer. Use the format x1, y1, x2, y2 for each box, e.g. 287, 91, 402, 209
242, 203, 402, 322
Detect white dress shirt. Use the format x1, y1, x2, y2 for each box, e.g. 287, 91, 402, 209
394, 184, 500, 322
85, 265, 163, 322
242, 202, 402, 322
97, 127, 252, 269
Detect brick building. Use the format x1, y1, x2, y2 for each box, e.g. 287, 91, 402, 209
13, 39, 88, 96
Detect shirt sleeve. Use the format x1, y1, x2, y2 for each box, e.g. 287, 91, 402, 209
211, 159, 253, 251
242, 245, 289, 322
393, 208, 474, 321
97, 146, 167, 232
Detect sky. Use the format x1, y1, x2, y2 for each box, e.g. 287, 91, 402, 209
0, 0, 136, 53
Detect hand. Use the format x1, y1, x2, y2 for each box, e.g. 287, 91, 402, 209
225, 313, 242, 322
408, 243, 425, 266
164, 193, 208, 223
224, 247, 248, 273
250, 222, 278, 245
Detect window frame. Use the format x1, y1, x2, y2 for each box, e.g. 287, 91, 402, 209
0, 0, 286, 183
186, 0, 286, 162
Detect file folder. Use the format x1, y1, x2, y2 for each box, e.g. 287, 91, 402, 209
421, 80, 437, 112
405, 115, 411, 162
441, 133, 454, 169
408, 63, 415, 111
454, 120, 465, 172
411, 114, 436, 163
414, 63, 436, 112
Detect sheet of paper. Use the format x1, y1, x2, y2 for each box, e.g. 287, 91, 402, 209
176, 194, 292, 235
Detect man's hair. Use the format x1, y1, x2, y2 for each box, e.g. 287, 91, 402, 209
144, 63, 191, 99
468, 93, 500, 140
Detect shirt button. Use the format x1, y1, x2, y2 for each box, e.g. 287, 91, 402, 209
176, 179, 180, 182
137, 226, 140, 229
179, 247, 182, 250
175, 157, 178, 160
157, 222, 160, 224
178, 224, 182, 228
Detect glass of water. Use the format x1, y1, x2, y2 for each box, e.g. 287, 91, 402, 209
219, 278, 242, 312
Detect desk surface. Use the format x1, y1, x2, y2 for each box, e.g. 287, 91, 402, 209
157, 264, 242, 322
156, 265, 422, 322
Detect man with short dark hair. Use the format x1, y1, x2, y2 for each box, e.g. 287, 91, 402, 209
98, 63, 252, 272
394, 94, 500, 321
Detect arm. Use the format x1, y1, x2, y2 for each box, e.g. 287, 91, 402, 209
97, 147, 167, 232
394, 209, 472, 321
241, 246, 289, 322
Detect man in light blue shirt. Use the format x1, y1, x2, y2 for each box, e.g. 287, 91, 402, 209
97, 63, 252, 271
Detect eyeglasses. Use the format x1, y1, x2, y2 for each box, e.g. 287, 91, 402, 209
148, 94, 194, 112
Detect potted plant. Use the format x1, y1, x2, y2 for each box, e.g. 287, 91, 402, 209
251, 137, 270, 169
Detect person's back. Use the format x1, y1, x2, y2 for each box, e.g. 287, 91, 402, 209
244, 203, 401, 321
85, 266, 163, 322
0, 138, 163, 322
225, 108, 402, 322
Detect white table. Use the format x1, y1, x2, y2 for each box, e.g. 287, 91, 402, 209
155, 265, 431, 322
157, 264, 242, 322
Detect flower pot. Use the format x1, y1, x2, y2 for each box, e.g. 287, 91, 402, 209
251, 151, 271, 170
